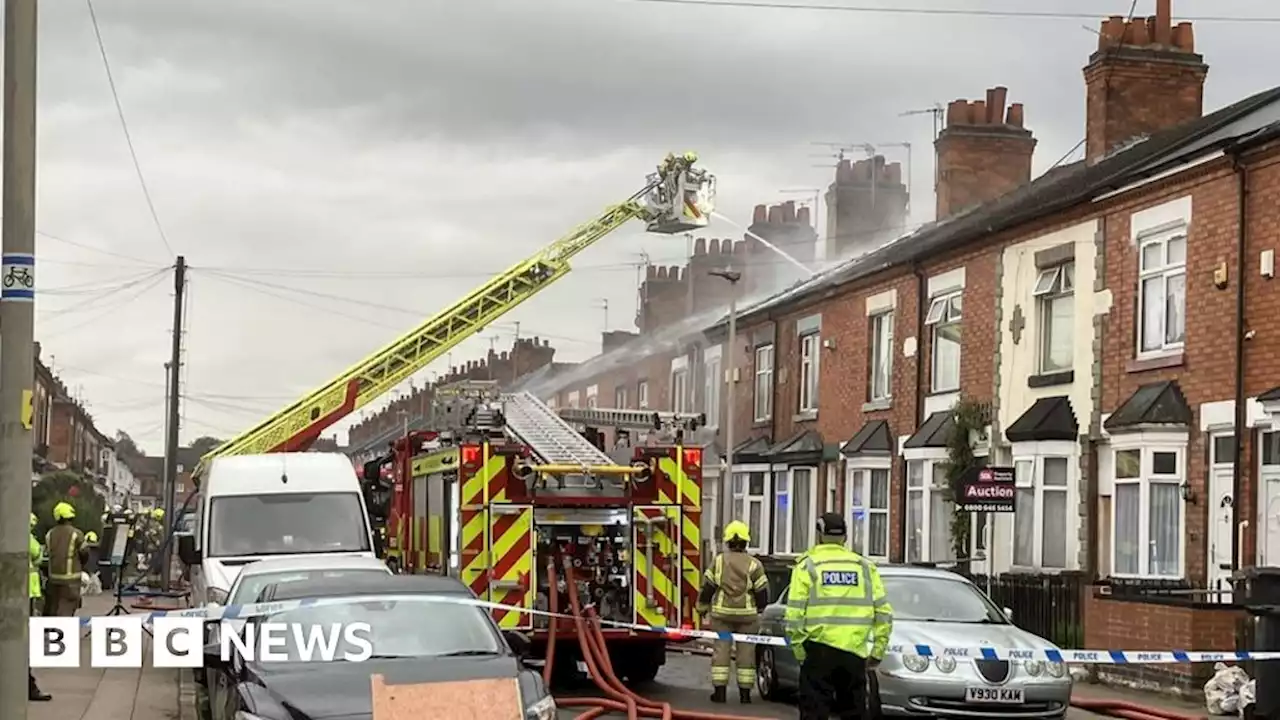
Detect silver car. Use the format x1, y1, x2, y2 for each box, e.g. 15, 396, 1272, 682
756, 565, 1073, 718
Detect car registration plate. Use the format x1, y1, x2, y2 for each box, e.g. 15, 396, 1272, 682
965, 687, 1024, 704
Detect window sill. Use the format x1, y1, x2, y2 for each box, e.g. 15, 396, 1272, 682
793, 410, 818, 423
928, 387, 960, 397
1028, 370, 1074, 388
863, 399, 892, 412
752, 420, 772, 429
1126, 351, 1184, 374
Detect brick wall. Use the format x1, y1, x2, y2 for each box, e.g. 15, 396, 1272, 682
935, 87, 1035, 219
824, 156, 908, 260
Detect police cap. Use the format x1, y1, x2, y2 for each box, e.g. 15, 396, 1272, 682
817, 512, 847, 538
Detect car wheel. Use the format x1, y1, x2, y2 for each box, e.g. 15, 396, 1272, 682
757, 647, 781, 701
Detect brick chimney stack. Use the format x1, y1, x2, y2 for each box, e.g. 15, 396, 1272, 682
1084, 0, 1206, 163
824, 155, 908, 260
935, 86, 1036, 220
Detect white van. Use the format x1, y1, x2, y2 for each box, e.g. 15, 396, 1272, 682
180, 453, 376, 607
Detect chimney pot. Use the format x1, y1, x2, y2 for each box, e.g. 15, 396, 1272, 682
1155, 0, 1172, 44
797, 206, 811, 226
1172, 21, 1194, 51
646, 265, 656, 279
1006, 102, 1024, 127
657, 266, 668, 279
752, 204, 767, 223
946, 99, 968, 127
886, 162, 902, 186
767, 205, 782, 224
971, 100, 987, 124
1129, 18, 1150, 46
781, 200, 796, 223
989, 86, 1009, 124
694, 237, 706, 255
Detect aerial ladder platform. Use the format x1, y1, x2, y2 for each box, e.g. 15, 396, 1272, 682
192, 152, 715, 481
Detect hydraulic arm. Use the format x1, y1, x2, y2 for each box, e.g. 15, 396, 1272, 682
194, 153, 715, 480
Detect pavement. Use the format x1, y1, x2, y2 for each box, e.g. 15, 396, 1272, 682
34, 592, 191, 720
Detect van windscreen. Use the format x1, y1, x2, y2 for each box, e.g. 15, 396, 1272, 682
208, 492, 370, 557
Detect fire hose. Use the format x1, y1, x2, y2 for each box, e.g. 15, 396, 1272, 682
539, 557, 1209, 720
546, 558, 765, 720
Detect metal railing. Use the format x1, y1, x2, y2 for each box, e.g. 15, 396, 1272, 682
963, 570, 1086, 649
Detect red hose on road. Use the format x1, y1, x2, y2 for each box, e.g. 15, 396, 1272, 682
561, 563, 761, 720
543, 561, 558, 687
1069, 697, 1207, 720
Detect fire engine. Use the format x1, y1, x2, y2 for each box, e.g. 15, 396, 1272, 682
366, 390, 708, 682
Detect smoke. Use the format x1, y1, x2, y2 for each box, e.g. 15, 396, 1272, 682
523, 222, 920, 400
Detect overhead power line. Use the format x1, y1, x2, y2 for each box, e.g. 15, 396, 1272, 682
616, 0, 1280, 23
84, 0, 176, 258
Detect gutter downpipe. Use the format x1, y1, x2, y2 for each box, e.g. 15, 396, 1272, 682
900, 261, 928, 563
1230, 148, 1248, 575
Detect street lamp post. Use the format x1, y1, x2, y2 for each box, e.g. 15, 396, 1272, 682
709, 268, 741, 554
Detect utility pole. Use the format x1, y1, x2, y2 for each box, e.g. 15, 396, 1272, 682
708, 268, 741, 556
160, 256, 186, 591
0, 0, 37, 715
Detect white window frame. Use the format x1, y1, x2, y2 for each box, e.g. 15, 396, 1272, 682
799, 333, 820, 413
1033, 261, 1075, 374
754, 344, 774, 421
825, 464, 839, 513
614, 386, 628, 409
567, 390, 580, 409
637, 380, 649, 409
704, 346, 723, 428
869, 311, 894, 402
925, 291, 963, 393
772, 465, 819, 556
1136, 226, 1186, 358
1010, 441, 1077, 571
903, 451, 952, 563
670, 370, 689, 412
846, 457, 891, 561
731, 465, 770, 554
1256, 431, 1280, 566
586, 384, 599, 409
546, 396, 557, 409
1108, 432, 1188, 580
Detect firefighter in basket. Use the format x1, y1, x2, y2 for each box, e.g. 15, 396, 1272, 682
697, 520, 769, 704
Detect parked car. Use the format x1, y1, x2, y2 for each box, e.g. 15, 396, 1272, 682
201, 574, 556, 720
223, 554, 393, 607
755, 564, 1073, 719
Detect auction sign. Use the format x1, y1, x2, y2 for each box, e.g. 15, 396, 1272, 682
958, 466, 1016, 513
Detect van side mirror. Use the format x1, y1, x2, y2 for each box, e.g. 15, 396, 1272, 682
178, 534, 200, 566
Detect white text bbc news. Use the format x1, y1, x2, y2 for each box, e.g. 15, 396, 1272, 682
30, 617, 374, 668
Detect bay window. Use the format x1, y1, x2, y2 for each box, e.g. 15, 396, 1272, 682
1110, 437, 1185, 578
906, 457, 953, 563
1011, 446, 1074, 570
772, 467, 816, 555
847, 462, 890, 560
731, 469, 768, 554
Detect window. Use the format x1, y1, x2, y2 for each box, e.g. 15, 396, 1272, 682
798, 334, 820, 413
925, 292, 962, 393
586, 386, 598, 409
731, 470, 768, 553
1111, 442, 1184, 578
906, 458, 953, 562
754, 345, 774, 421
1137, 229, 1186, 355
670, 369, 688, 412
637, 380, 649, 409
928, 462, 953, 561
868, 312, 894, 401
1011, 453, 1072, 570
614, 387, 628, 409
704, 356, 721, 427
207, 492, 371, 557
773, 467, 815, 554
825, 465, 838, 513
1034, 262, 1074, 373
546, 396, 557, 409
848, 464, 890, 559
567, 391, 580, 409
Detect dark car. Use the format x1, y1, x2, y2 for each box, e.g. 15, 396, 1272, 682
201, 574, 556, 720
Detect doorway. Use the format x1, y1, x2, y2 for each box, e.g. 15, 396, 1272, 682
1260, 431, 1280, 567
1207, 433, 1235, 601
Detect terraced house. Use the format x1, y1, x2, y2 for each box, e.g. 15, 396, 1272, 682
543, 0, 1280, 695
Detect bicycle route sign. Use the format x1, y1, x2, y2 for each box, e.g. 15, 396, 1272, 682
1, 252, 34, 302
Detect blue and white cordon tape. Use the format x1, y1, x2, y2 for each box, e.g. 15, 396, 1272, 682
86, 594, 1271, 665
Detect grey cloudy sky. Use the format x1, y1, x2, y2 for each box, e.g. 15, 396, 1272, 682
33, 0, 1279, 450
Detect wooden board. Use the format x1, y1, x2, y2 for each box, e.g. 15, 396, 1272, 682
369, 672, 523, 720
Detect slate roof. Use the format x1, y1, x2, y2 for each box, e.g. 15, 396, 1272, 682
1103, 381, 1192, 431
840, 420, 894, 457
768, 429, 824, 465
709, 85, 1280, 332
1005, 396, 1078, 444
904, 411, 955, 450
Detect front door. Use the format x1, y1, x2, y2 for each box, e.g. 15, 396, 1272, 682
1208, 434, 1235, 601
1260, 431, 1280, 566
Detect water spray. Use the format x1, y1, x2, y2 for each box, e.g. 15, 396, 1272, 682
710, 211, 817, 277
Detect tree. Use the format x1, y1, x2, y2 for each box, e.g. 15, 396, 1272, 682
114, 430, 144, 460
32, 471, 105, 541
189, 435, 224, 456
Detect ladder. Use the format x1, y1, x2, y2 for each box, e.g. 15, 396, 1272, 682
500, 392, 613, 467
557, 406, 705, 431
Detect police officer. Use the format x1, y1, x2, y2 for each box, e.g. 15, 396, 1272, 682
697, 521, 769, 704
44, 501, 87, 617
784, 513, 893, 720
29, 513, 51, 701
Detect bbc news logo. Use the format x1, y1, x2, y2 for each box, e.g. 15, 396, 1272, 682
30, 617, 374, 668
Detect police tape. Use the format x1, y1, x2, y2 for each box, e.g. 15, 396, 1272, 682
77, 593, 1276, 665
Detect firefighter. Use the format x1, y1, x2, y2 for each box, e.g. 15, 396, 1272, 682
44, 501, 87, 618
696, 521, 769, 704
84, 530, 102, 593
784, 513, 894, 720
29, 513, 51, 701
